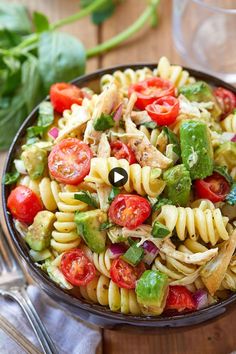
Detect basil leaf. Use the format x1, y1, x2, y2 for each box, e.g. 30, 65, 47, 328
4, 171, 20, 185
141, 121, 158, 129
0, 2, 31, 34
226, 183, 236, 206
38, 101, 54, 127
38, 31, 86, 93
0, 93, 27, 150
213, 165, 233, 185
21, 56, 44, 113
33, 11, 50, 33
93, 113, 115, 131
150, 197, 173, 212
162, 126, 181, 157
100, 221, 115, 231
108, 187, 120, 202
81, 0, 118, 25
74, 191, 98, 208
0, 29, 22, 48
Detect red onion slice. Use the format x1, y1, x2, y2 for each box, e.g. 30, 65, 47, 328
109, 243, 126, 259
48, 127, 59, 139
142, 240, 159, 265
113, 103, 123, 121
192, 289, 208, 310
231, 135, 236, 142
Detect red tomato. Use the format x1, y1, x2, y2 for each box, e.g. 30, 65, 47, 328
60, 249, 96, 286
110, 141, 137, 164
165, 286, 196, 311
50, 83, 84, 114
145, 96, 179, 125
128, 78, 175, 110
214, 87, 236, 117
7, 186, 43, 224
195, 172, 230, 203
109, 194, 151, 230
48, 138, 92, 185
110, 258, 145, 289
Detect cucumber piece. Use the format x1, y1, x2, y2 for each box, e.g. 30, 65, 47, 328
180, 121, 213, 180
121, 243, 144, 266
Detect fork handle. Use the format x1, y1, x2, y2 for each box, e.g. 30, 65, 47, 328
8, 287, 58, 354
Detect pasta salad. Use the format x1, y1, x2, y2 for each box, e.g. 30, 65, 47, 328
5, 57, 236, 316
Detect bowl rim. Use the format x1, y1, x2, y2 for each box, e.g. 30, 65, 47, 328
2, 63, 236, 327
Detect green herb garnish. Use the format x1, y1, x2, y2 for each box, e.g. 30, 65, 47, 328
108, 187, 120, 202
74, 191, 98, 208
4, 171, 20, 185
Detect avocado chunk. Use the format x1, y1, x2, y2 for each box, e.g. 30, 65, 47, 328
136, 270, 169, 315
180, 121, 214, 180
215, 142, 236, 171
75, 209, 107, 253
163, 164, 191, 206
178, 81, 221, 119
25, 211, 55, 251
179, 81, 213, 102
151, 221, 170, 238
21, 145, 47, 180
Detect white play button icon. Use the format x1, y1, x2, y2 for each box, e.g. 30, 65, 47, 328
108, 167, 128, 187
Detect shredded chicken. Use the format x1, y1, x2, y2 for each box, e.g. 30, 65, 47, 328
124, 93, 171, 169
97, 133, 111, 158
160, 242, 218, 265
84, 84, 120, 150
200, 230, 236, 295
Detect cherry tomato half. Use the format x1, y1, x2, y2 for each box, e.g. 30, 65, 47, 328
214, 87, 236, 118
110, 141, 137, 164
145, 96, 179, 125
60, 248, 96, 286
110, 258, 146, 289
48, 138, 93, 185
165, 286, 196, 312
7, 186, 43, 224
128, 78, 175, 110
50, 83, 84, 114
109, 194, 151, 230
195, 172, 230, 203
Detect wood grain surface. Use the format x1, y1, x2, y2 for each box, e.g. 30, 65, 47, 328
1, 1, 236, 354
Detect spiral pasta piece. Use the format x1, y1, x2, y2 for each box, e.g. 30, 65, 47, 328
155, 56, 195, 88
221, 113, 236, 133
19, 176, 61, 211
100, 67, 153, 95
79, 275, 142, 315
93, 248, 112, 278
51, 190, 87, 253
85, 157, 166, 198
157, 205, 229, 245
152, 239, 208, 287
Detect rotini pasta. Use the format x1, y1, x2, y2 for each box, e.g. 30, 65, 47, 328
79, 275, 142, 315
157, 205, 229, 245
221, 112, 236, 133
85, 157, 166, 197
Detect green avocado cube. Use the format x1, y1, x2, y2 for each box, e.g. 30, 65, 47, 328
136, 270, 169, 315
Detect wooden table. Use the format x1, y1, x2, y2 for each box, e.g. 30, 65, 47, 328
1, 1, 236, 353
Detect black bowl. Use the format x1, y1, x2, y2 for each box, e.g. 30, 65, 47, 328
2, 64, 236, 330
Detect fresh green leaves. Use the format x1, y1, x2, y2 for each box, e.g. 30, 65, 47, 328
163, 126, 181, 158
74, 191, 99, 208
149, 197, 173, 212
3, 170, 20, 185
213, 165, 233, 185
226, 183, 236, 205
38, 32, 86, 93
93, 113, 115, 131
26, 101, 54, 144
33, 12, 50, 33
0, 2, 31, 34
100, 221, 115, 231
81, 0, 119, 25
108, 187, 120, 202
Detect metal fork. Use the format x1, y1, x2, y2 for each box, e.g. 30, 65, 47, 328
0, 225, 58, 354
